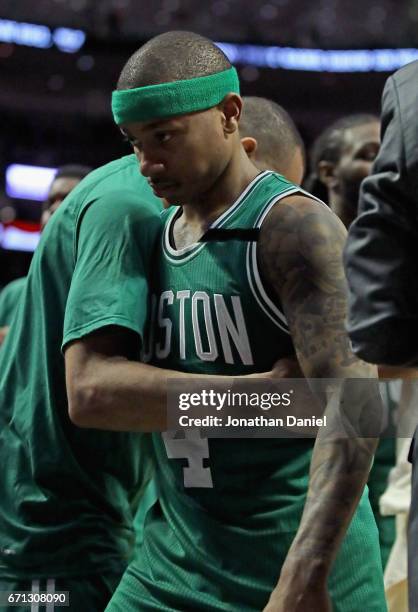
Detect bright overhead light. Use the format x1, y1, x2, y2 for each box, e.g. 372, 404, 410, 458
0, 19, 85, 53
6, 164, 57, 201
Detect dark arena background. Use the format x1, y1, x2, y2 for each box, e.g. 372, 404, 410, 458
1, 0, 417, 285
1, 3, 418, 612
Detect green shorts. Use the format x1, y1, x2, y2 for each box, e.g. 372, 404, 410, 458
0, 573, 121, 611
106, 499, 387, 612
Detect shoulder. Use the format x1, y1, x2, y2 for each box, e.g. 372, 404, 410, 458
64, 155, 162, 220
5, 276, 27, 292
74, 156, 162, 228
391, 60, 418, 88
83, 188, 162, 223
379, 62, 418, 175
260, 193, 345, 243
258, 193, 347, 291
0, 277, 26, 301
382, 61, 418, 118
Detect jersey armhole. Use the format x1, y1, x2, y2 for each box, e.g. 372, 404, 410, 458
246, 187, 329, 334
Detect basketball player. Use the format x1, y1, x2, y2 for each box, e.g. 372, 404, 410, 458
70, 32, 386, 611
308, 114, 380, 227
0, 158, 162, 610
131, 96, 306, 554
239, 96, 305, 184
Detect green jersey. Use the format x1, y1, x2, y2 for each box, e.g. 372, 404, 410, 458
119, 171, 385, 611
0, 154, 162, 579
0, 277, 26, 327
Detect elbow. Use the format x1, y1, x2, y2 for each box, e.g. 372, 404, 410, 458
67, 379, 104, 428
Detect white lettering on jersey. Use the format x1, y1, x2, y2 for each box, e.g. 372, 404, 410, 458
191, 291, 218, 362
162, 429, 213, 488
177, 290, 190, 360
152, 290, 253, 365
156, 290, 174, 359
214, 294, 254, 365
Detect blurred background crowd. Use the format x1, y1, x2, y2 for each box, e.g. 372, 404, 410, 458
1, 0, 417, 285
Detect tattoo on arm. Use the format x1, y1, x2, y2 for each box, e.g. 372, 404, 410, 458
259, 199, 361, 376
258, 196, 380, 571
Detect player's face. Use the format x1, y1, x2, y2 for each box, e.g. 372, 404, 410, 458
122, 109, 234, 204
41, 177, 80, 229
334, 121, 380, 208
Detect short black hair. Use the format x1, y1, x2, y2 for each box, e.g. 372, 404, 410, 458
117, 31, 231, 90
42, 164, 92, 212
240, 96, 305, 173
54, 164, 92, 181
306, 114, 379, 200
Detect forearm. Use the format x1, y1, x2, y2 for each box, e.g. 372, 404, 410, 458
286, 433, 377, 574
280, 370, 380, 578
67, 354, 191, 431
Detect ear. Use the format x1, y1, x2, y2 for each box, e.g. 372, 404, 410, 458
317, 160, 338, 189
219, 93, 242, 135
241, 136, 258, 158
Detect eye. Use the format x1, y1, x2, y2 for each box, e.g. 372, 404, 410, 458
155, 132, 172, 144
355, 145, 379, 162
120, 130, 132, 144
120, 130, 142, 150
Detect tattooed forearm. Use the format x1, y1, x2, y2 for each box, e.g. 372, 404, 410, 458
258, 195, 380, 575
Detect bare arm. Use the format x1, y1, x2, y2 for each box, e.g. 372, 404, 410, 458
65, 326, 283, 432
65, 327, 195, 432
258, 195, 380, 610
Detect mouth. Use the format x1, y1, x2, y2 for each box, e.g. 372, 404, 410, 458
149, 180, 177, 196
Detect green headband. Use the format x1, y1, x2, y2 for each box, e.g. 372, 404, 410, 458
111, 67, 240, 125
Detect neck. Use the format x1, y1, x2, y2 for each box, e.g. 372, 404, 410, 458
329, 194, 356, 229
181, 147, 259, 229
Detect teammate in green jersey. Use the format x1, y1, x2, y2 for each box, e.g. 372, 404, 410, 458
0, 155, 164, 610
0, 165, 91, 347
0, 277, 26, 341
82, 31, 386, 611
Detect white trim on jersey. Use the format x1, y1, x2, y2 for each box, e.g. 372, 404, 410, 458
163, 171, 272, 264
209, 170, 272, 228
247, 241, 290, 334
247, 187, 330, 333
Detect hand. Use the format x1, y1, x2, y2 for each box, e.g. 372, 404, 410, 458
262, 585, 332, 612
271, 355, 304, 379
0, 326, 9, 346
244, 355, 303, 380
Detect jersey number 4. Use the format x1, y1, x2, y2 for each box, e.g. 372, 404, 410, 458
163, 429, 214, 488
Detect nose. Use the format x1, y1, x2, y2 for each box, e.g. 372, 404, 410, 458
138, 150, 165, 178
